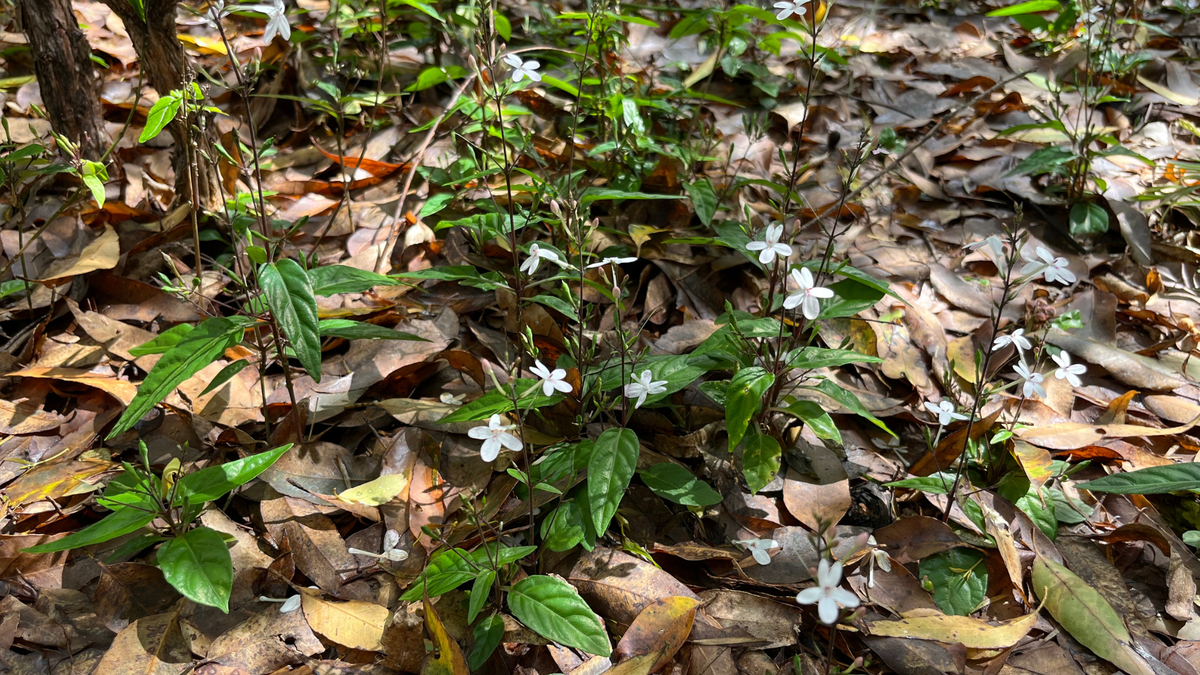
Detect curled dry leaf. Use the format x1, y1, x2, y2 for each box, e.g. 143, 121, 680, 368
1015, 412, 1200, 450
866, 609, 1038, 649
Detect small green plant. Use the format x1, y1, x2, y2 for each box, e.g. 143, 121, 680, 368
22, 441, 293, 612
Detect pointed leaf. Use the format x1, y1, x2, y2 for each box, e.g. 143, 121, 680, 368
508, 575, 611, 656
726, 367, 774, 450
176, 443, 293, 504
157, 527, 233, 612
586, 428, 639, 535
742, 429, 781, 494
261, 259, 322, 381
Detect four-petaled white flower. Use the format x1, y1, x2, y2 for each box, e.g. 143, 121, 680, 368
773, 0, 801, 20
348, 529, 409, 562
734, 538, 780, 566
520, 242, 562, 275
746, 223, 793, 265
1013, 362, 1046, 399
796, 558, 860, 625
586, 256, 638, 270
966, 235, 1006, 270
504, 54, 541, 83
1020, 246, 1076, 285
625, 370, 668, 409
531, 359, 573, 396
243, 0, 291, 44
993, 328, 1032, 358
783, 267, 835, 321
924, 400, 968, 426
1052, 350, 1086, 387
468, 414, 522, 462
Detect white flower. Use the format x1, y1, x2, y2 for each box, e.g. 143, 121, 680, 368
440, 392, 465, 406
242, 0, 291, 44
504, 54, 541, 83
468, 414, 522, 462
966, 235, 1006, 271
519, 243, 562, 275
773, 0, 801, 19
1020, 246, 1076, 285
586, 256, 638, 270
204, 0, 228, 27
531, 359, 573, 396
258, 594, 302, 612
1080, 5, 1100, 23
796, 558, 860, 625
734, 538, 779, 566
782, 268, 835, 321
924, 400, 968, 426
1013, 362, 1046, 399
745, 223, 793, 265
1052, 350, 1086, 387
348, 529, 409, 563
624, 369, 668, 409
993, 328, 1032, 358
866, 536, 891, 588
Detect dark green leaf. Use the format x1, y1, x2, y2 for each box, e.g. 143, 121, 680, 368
176, 444, 293, 504
1069, 201, 1109, 235
399, 549, 478, 602
813, 380, 894, 437
199, 359, 250, 397
261, 260, 322, 381
468, 570, 495, 624
816, 279, 886, 320
986, 0, 1061, 16
318, 319, 427, 341
393, 265, 508, 291
587, 428, 639, 535
684, 179, 718, 226
541, 502, 586, 552
138, 93, 181, 143
129, 324, 194, 356
786, 347, 882, 370
886, 472, 957, 495
157, 527, 233, 612
22, 502, 156, 553
307, 265, 401, 296
920, 548, 987, 616
598, 355, 708, 405
1076, 463, 1200, 494
782, 400, 842, 443
508, 575, 611, 656
639, 463, 722, 507
439, 380, 565, 424
726, 367, 774, 451
109, 317, 247, 439
742, 429, 781, 494
469, 614, 505, 671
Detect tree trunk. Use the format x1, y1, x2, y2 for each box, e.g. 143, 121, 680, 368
100, 0, 216, 207
18, 0, 108, 159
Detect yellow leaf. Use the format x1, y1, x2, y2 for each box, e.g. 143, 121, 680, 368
301, 595, 388, 651
1011, 441, 1053, 491
628, 225, 666, 255
422, 596, 469, 675
1137, 75, 1200, 106
338, 473, 409, 506
177, 34, 228, 55
866, 610, 1037, 649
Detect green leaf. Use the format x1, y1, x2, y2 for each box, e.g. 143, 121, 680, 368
318, 319, 427, 341
307, 265, 401, 296
639, 463, 722, 507
493, 11, 512, 39
438, 380, 565, 424
138, 93, 181, 143
407, 66, 449, 92
1185, 531, 1200, 547
129, 324, 194, 356
579, 188, 682, 204
468, 614, 505, 671
598, 355, 708, 405
81, 173, 105, 208
741, 429, 781, 494
1076, 463, 1200, 494
1032, 556, 1155, 675
781, 400, 841, 443
816, 278, 886, 320
508, 576, 611, 656
418, 192, 455, 219
158, 527, 233, 613
541, 502, 586, 552
1069, 201, 1109, 235
261, 259, 322, 381
1007, 146, 1076, 178
587, 428, 639, 535
399, 548, 479, 602
393, 265, 508, 291
468, 570, 495, 624
22, 502, 156, 553
886, 472, 957, 495
920, 548, 988, 616
199, 359, 250, 397
786, 347, 882, 370
684, 178, 718, 226
725, 367, 774, 451
176, 444, 293, 504
108, 317, 247, 439
396, 0, 442, 20
986, 0, 1061, 16
813, 379, 894, 437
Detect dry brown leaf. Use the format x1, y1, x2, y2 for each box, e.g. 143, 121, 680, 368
782, 469, 850, 532
1015, 412, 1200, 450
866, 611, 1037, 649
7, 366, 137, 404
94, 609, 191, 675
39, 224, 120, 282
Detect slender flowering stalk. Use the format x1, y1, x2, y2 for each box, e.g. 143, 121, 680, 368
258, 594, 302, 612
348, 529, 409, 562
